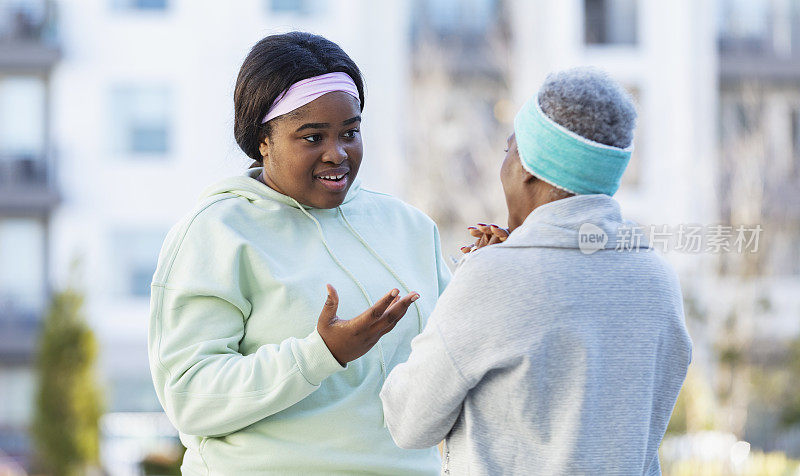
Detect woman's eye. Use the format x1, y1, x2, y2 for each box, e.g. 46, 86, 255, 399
343, 129, 360, 139
303, 134, 322, 143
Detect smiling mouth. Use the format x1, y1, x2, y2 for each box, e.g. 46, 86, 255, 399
314, 171, 350, 192
315, 172, 347, 183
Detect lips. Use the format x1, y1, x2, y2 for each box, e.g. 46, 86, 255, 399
314, 168, 350, 192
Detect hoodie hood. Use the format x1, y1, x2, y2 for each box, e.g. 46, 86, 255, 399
499, 194, 651, 252
198, 166, 363, 209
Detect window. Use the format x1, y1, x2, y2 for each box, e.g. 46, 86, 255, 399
110, 86, 171, 156
0, 0, 50, 41
718, 0, 769, 50
420, 0, 497, 35
0, 219, 45, 315
111, 0, 168, 11
111, 229, 166, 297
269, 0, 308, 14
584, 0, 638, 46
0, 76, 45, 159
0, 368, 35, 427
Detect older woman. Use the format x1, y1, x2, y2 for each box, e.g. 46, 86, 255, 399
148, 32, 450, 475
380, 67, 692, 475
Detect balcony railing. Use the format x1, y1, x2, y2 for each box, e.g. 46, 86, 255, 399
0, 155, 49, 185
0, 0, 55, 43
0, 0, 59, 69
718, 35, 800, 80
0, 154, 60, 213
717, 0, 800, 80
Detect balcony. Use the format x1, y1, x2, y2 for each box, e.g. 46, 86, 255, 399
0, 0, 60, 71
719, 38, 800, 82
411, 0, 507, 77
0, 155, 60, 214
717, 1, 800, 82
0, 304, 40, 364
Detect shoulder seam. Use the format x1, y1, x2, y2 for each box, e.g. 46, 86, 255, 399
160, 194, 238, 284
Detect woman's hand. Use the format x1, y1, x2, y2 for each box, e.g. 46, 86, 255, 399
317, 284, 419, 365
460, 222, 509, 253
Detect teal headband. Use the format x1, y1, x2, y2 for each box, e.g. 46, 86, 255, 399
513, 95, 633, 196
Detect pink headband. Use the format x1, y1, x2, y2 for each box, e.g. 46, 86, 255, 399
261, 72, 360, 124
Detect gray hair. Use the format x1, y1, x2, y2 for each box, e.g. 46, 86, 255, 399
537, 67, 637, 149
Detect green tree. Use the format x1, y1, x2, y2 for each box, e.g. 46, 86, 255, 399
780, 336, 800, 428
31, 283, 104, 476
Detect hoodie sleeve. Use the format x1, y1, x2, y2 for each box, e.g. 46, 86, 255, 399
380, 249, 504, 448
148, 209, 346, 438
379, 318, 469, 449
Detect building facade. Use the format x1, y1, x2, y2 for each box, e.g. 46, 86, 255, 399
0, 0, 59, 468
3, 0, 412, 472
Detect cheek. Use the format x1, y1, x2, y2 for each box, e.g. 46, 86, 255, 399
346, 139, 364, 162
268, 143, 311, 181
500, 154, 511, 186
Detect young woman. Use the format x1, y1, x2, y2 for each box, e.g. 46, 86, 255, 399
148, 32, 451, 475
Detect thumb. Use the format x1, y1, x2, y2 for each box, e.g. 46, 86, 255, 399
318, 284, 339, 326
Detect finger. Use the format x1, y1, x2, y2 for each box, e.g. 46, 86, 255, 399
377, 300, 415, 335
468, 227, 483, 238
359, 288, 400, 323
318, 284, 339, 325
476, 223, 492, 235
487, 234, 503, 245
490, 224, 509, 241
376, 292, 418, 327
460, 243, 475, 254
475, 234, 489, 249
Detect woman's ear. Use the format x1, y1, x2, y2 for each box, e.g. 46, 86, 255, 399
259, 137, 269, 161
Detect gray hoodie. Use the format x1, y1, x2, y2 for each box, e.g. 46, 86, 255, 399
379, 194, 692, 475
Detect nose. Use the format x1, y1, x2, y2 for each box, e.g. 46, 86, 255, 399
322, 141, 348, 164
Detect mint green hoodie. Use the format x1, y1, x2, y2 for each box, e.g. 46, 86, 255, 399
148, 167, 452, 475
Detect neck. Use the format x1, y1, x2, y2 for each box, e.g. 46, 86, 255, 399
258, 169, 283, 195
508, 181, 573, 232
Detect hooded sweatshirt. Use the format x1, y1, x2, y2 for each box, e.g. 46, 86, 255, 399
148, 167, 452, 475
380, 194, 692, 475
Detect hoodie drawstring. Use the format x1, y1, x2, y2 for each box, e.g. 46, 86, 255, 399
288, 199, 402, 427
337, 207, 425, 334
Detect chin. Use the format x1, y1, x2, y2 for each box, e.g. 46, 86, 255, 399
316, 194, 347, 209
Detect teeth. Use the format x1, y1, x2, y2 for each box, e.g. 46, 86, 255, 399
319, 174, 345, 180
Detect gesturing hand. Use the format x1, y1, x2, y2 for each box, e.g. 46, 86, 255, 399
316, 284, 420, 366
460, 222, 509, 253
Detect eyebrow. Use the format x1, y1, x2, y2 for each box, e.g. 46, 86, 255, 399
295, 115, 361, 133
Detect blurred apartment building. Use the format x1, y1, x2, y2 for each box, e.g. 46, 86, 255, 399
482, 0, 800, 452
409, 0, 800, 453
2, 0, 412, 472
0, 0, 59, 468
426, 0, 800, 356
3, 0, 800, 472
413, 0, 800, 281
